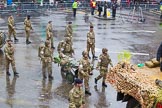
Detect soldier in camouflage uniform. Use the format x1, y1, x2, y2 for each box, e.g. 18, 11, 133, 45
57, 40, 65, 54
8, 15, 18, 42
4, 39, 19, 76
69, 78, 85, 108
24, 15, 33, 44
46, 21, 54, 49
62, 37, 74, 57
40, 40, 54, 80
78, 50, 92, 95
95, 48, 113, 87
0, 32, 3, 48
87, 25, 97, 59
65, 21, 73, 44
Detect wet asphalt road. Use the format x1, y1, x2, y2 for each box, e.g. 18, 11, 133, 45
0, 9, 162, 108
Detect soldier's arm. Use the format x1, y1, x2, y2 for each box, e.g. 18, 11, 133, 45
87, 33, 91, 44
96, 55, 102, 69
108, 55, 113, 67
30, 22, 33, 30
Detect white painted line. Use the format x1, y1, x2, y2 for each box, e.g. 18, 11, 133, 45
95, 48, 149, 56
121, 30, 156, 33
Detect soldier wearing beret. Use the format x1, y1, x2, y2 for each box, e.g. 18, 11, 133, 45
46, 21, 54, 49
65, 21, 73, 45
24, 15, 33, 44
87, 23, 97, 59
69, 78, 85, 108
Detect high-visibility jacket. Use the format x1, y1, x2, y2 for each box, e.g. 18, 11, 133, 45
72, 1, 78, 9
92, 1, 96, 8
160, 2, 162, 11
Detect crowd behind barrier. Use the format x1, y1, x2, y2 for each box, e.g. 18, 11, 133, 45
0, 1, 160, 14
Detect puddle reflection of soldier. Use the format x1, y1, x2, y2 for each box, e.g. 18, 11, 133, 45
40, 80, 53, 101
6, 76, 18, 107
46, 21, 54, 49
94, 86, 109, 108
8, 15, 18, 42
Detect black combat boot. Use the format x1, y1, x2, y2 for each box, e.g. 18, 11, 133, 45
43, 75, 47, 80
14, 38, 19, 42
85, 90, 91, 96
48, 75, 53, 81
51, 46, 55, 49
102, 82, 107, 87
14, 72, 19, 77
6, 72, 11, 76
93, 55, 98, 60
95, 78, 98, 84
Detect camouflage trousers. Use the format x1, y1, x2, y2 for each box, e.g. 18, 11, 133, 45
5, 58, 16, 73
96, 67, 108, 82
78, 71, 89, 91
69, 102, 81, 108
25, 30, 31, 41
87, 43, 95, 56
42, 61, 52, 78
8, 28, 16, 40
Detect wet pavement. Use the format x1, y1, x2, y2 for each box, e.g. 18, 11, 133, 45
0, 9, 162, 108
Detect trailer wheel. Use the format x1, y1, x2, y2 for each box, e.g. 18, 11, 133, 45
126, 97, 141, 108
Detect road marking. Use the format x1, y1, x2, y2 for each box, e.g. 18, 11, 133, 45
121, 30, 156, 33
95, 48, 149, 56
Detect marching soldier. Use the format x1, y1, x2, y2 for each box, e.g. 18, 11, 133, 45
8, 15, 18, 42
0, 32, 3, 48
78, 50, 92, 95
62, 37, 74, 57
46, 21, 54, 49
69, 78, 85, 108
40, 40, 54, 80
87, 24, 97, 59
65, 21, 73, 44
4, 39, 19, 76
95, 48, 113, 87
24, 15, 33, 44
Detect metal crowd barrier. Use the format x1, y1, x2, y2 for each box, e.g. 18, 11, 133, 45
0, 2, 160, 14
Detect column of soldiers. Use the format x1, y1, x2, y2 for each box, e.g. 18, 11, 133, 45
4, 15, 33, 78
3, 15, 113, 108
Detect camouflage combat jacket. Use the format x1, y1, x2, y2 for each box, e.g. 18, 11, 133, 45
4, 43, 15, 60
24, 18, 32, 31
87, 31, 95, 45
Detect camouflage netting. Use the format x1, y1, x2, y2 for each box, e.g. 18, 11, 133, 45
106, 62, 160, 108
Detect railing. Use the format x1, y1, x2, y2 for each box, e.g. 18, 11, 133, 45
0, 2, 160, 14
